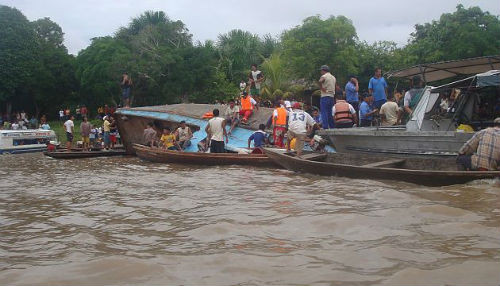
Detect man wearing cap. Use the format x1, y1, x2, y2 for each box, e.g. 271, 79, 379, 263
457, 118, 500, 171
287, 102, 315, 157
345, 76, 360, 120
318, 65, 336, 129
368, 68, 388, 109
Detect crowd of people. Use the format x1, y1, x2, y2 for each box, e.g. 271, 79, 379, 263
1, 111, 50, 130
62, 114, 121, 151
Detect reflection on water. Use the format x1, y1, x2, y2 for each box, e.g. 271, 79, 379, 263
0, 153, 499, 285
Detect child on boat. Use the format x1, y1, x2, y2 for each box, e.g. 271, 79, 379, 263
160, 127, 181, 151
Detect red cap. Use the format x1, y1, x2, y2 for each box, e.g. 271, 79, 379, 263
292, 102, 301, 109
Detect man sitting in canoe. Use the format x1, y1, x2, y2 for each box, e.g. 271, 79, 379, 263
457, 117, 500, 171
175, 121, 193, 150
287, 102, 315, 157
143, 122, 157, 147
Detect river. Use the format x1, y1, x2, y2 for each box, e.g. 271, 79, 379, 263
0, 153, 499, 285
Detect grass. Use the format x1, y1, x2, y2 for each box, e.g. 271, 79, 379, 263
49, 119, 103, 143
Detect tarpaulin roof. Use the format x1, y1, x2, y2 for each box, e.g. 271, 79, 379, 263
431, 70, 500, 92
386, 55, 500, 82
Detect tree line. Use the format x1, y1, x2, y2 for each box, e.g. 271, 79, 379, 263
0, 4, 499, 119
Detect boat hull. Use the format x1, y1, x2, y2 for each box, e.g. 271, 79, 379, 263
44, 149, 126, 159
133, 144, 277, 167
317, 128, 474, 156
264, 148, 499, 186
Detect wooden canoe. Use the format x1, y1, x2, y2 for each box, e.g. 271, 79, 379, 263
133, 143, 277, 167
44, 149, 127, 159
264, 148, 500, 186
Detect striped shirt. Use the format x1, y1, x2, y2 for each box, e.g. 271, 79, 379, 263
459, 127, 500, 170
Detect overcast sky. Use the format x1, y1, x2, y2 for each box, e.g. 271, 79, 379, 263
1, 0, 498, 55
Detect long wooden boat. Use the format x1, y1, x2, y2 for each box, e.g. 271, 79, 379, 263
133, 143, 277, 167
264, 148, 500, 186
44, 149, 126, 159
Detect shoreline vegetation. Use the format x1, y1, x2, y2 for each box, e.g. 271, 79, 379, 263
1, 4, 499, 122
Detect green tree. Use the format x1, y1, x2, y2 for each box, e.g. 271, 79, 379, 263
260, 52, 288, 99
281, 15, 358, 83
0, 5, 39, 113
76, 37, 132, 108
217, 29, 263, 83
404, 4, 500, 64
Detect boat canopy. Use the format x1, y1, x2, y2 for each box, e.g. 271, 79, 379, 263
386, 55, 500, 83
431, 70, 500, 92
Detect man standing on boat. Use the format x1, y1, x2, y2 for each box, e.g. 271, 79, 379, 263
205, 109, 228, 153
80, 117, 92, 151
287, 102, 315, 157
402, 75, 424, 123
121, 72, 132, 108
248, 64, 264, 97
368, 68, 388, 109
64, 115, 74, 151
318, 65, 336, 129
345, 76, 360, 119
272, 101, 288, 148
332, 93, 357, 128
103, 116, 111, 150
457, 117, 500, 171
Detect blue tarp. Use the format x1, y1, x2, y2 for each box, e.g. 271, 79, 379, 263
119, 109, 258, 152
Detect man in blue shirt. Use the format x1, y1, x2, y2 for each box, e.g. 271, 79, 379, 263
368, 68, 388, 109
359, 94, 378, 127
345, 76, 359, 120
248, 124, 267, 149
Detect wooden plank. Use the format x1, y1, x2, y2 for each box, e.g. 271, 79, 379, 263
361, 158, 406, 168
300, 153, 328, 161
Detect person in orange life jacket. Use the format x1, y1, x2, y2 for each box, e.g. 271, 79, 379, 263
239, 91, 258, 123
332, 93, 357, 128
272, 101, 288, 148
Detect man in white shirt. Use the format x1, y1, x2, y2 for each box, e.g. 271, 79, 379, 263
287, 102, 315, 157
175, 120, 193, 150
318, 65, 336, 129
64, 115, 75, 151
205, 109, 228, 153
224, 100, 240, 135
379, 94, 400, 126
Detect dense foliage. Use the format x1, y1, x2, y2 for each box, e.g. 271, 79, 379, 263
0, 5, 499, 119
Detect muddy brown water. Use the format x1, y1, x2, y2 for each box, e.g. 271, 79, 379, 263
0, 153, 499, 285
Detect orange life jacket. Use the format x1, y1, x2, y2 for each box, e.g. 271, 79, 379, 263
273, 107, 287, 126
241, 96, 254, 111
334, 100, 354, 123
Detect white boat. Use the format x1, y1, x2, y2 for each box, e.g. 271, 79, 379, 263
318, 57, 500, 157
0, 129, 57, 154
